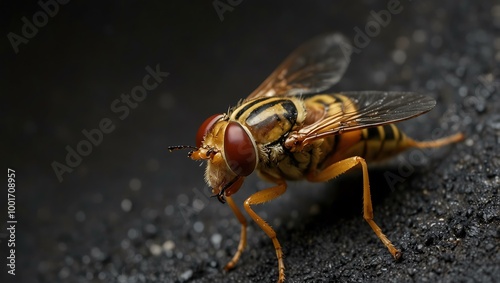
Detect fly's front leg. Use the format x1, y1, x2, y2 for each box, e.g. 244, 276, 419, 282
244, 176, 287, 283
224, 196, 247, 271
307, 156, 402, 260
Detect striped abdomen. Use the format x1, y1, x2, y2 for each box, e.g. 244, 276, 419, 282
319, 123, 413, 169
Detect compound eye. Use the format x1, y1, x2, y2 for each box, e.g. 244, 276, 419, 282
224, 122, 257, 176
196, 114, 223, 148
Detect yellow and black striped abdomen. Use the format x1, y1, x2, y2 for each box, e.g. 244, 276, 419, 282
319, 124, 413, 169
356, 124, 411, 161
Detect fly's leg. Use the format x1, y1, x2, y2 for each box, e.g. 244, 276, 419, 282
409, 132, 464, 148
224, 196, 247, 271
243, 176, 287, 283
307, 156, 402, 260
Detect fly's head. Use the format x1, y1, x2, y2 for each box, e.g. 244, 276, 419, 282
171, 114, 258, 203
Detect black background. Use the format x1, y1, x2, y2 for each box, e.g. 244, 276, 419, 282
1, 1, 499, 282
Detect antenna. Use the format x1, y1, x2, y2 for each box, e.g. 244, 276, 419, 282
168, 145, 197, 152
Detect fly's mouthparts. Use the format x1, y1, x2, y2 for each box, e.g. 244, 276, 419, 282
211, 192, 226, 204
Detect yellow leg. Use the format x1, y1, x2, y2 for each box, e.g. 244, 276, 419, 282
224, 196, 247, 271
307, 156, 402, 260
243, 176, 287, 283
410, 132, 464, 148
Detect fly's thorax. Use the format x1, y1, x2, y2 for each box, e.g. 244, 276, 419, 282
229, 97, 306, 144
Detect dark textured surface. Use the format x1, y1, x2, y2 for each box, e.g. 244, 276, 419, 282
2, 1, 499, 282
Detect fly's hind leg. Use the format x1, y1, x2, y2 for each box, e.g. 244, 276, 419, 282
224, 196, 247, 271
307, 156, 402, 260
409, 132, 464, 149
243, 175, 287, 283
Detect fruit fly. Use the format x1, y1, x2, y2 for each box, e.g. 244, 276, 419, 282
169, 33, 464, 282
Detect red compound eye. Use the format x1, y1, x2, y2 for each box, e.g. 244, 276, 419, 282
223, 122, 257, 176
196, 114, 223, 148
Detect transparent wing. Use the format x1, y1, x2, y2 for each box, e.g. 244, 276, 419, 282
246, 33, 353, 100
286, 91, 436, 148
